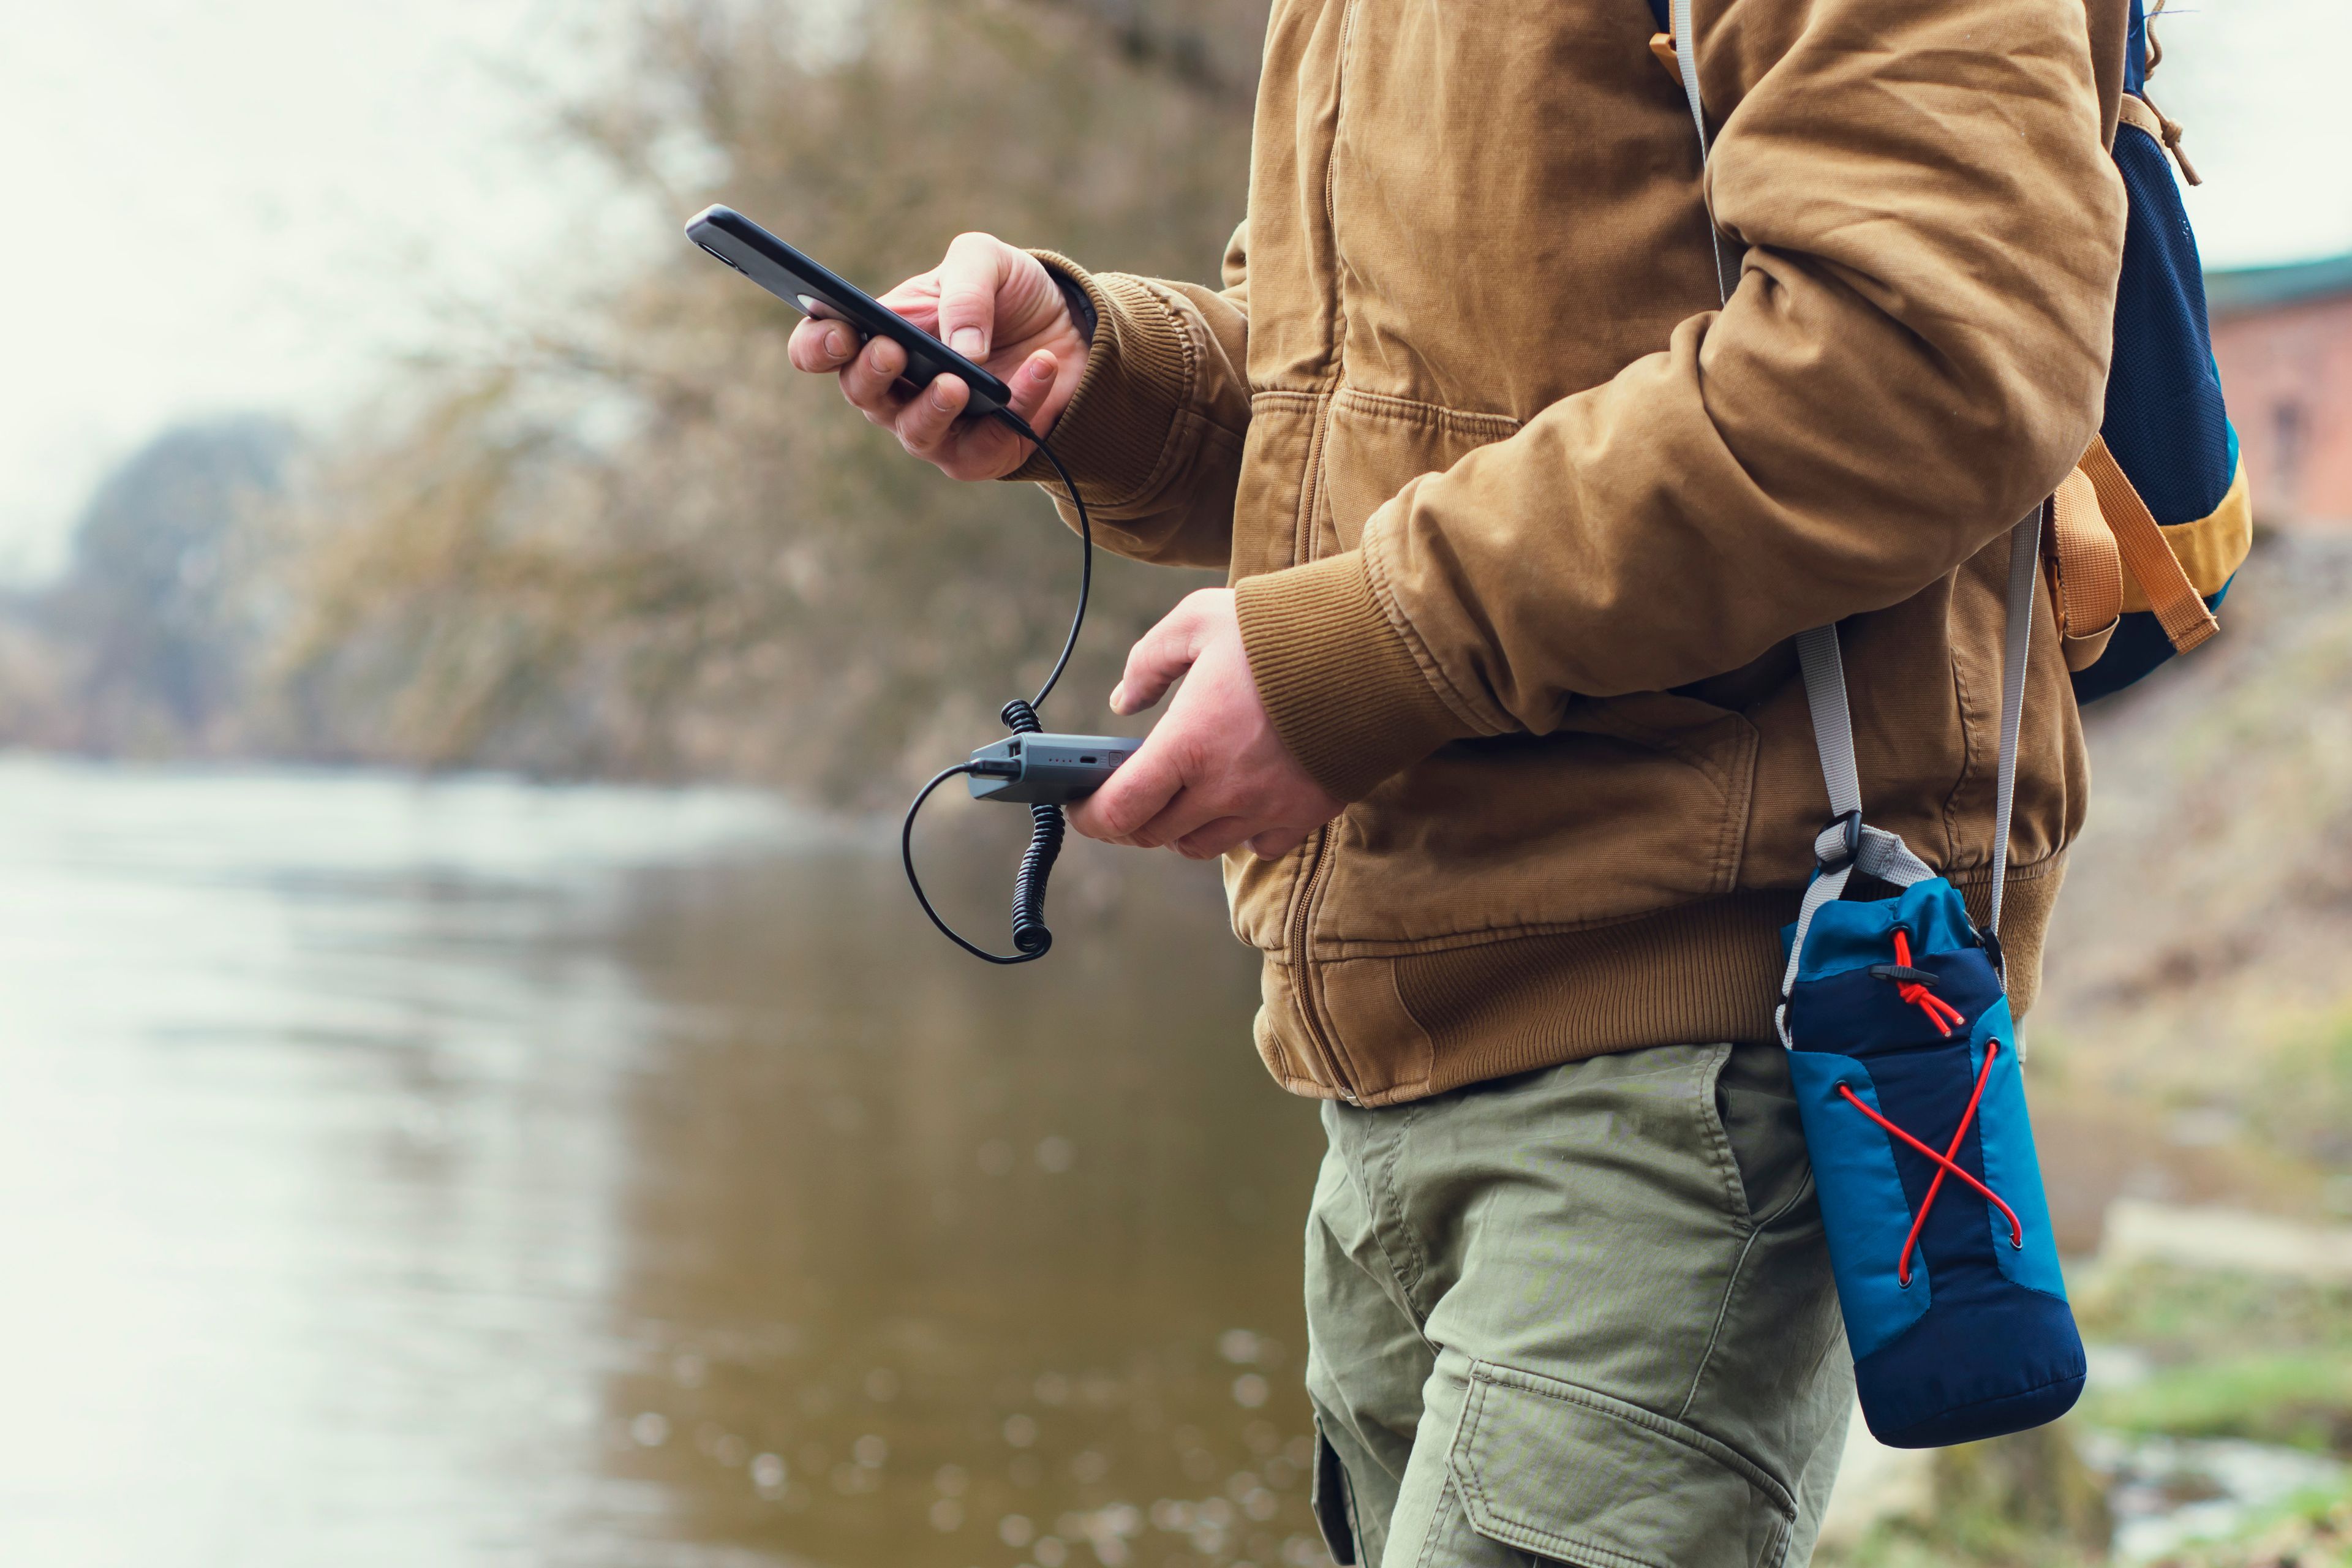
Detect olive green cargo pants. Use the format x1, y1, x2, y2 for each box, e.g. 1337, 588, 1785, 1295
1304, 1042, 1852, 1568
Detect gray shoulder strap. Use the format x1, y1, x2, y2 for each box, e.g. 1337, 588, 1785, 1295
1669, 0, 1737, 301
1667, 0, 2038, 1031
1987, 504, 2040, 942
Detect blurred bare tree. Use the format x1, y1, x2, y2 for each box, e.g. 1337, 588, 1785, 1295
266, 0, 1265, 804
0, 417, 297, 757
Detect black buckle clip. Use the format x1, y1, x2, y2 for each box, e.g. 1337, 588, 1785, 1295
1818, 810, 1864, 873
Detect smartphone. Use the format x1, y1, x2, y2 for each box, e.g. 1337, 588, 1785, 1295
685, 205, 1016, 418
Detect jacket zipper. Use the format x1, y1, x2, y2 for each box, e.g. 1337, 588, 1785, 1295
1286, 824, 1357, 1104
1286, 0, 1360, 1107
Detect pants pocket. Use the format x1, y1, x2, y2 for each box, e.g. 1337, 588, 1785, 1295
1708, 1040, 1819, 1228
1447, 1360, 1798, 1568
1312, 1419, 1359, 1566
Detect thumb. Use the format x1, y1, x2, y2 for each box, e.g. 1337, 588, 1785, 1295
1110, 594, 1216, 715
935, 232, 1007, 363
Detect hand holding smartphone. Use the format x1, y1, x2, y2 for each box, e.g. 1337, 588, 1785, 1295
688, 206, 1017, 414
685, 207, 1086, 477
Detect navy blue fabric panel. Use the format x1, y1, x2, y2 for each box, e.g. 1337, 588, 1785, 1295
1856, 1291, 2086, 1447
2069, 579, 2233, 704
1785, 948, 2005, 1060
1645, 0, 1670, 32
2104, 129, 2233, 525
2125, 0, 2147, 93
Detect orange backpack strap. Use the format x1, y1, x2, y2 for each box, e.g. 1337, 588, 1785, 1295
2076, 434, 2220, 654
2045, 467, 2121, 634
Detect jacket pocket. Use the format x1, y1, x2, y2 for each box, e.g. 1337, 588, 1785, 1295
1449, 1360, 1796, 1568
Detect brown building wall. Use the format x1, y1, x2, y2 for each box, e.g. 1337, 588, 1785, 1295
2209, 292, 2352, 528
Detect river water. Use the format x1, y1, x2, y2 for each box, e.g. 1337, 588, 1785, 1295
0, 756, 1324, 1567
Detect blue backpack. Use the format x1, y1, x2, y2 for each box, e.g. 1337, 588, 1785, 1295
1656, 0, 2248, 1446
2065, 0, 2250, 702
1644, 2, 2250, 707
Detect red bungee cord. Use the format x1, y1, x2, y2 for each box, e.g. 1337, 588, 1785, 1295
1890, 930, 1966, 1035
1838, 1038, 2024, 1284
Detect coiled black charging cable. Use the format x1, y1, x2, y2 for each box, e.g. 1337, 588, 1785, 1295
900, 409, 1092, 963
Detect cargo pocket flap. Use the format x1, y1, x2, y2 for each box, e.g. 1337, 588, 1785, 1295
1449, 1360, 1796, 1568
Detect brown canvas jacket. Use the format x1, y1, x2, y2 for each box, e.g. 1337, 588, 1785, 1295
1015, 0, 2132, 1106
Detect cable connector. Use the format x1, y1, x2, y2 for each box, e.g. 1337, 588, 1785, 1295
900, 420, 1102, 965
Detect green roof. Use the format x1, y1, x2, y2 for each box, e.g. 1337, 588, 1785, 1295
2205, 253, 2352, 316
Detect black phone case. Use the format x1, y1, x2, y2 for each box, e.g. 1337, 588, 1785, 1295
685, 205, 1016, 417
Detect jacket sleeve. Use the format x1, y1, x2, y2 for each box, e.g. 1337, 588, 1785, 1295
1232, 0, 2129, 802
1003, 223, 1253, 570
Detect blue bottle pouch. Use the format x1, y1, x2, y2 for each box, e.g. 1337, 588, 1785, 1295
1780, 867, 2085, 1447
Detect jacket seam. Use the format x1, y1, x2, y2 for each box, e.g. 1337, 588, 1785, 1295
1293, 392, 1334, 568
1385, 963, 1438, 1100
1712, 718, 1760, 894
1332, 383, 1524, 438
1266, 853, 2065, 959
1135, 279, 1212, 508
1938, 600, 1978, 869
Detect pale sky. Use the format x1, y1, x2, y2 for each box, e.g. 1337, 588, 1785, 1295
0, 0, 2342, 582
0, 0, 643, 579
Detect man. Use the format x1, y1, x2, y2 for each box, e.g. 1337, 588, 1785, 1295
789, 0, 2129, 1560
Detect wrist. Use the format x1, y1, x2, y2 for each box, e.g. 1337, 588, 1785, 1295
1234, 552, 1471, 801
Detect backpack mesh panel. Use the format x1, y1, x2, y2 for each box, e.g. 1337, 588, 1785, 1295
2101, 127, 2234, 526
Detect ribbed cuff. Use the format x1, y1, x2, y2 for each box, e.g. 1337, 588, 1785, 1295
1235, 551, 1470, 802
1003, 252, 1192, 507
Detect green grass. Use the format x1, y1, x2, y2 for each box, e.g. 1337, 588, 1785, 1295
2084, 1352, 2352, 1453
2073, 1262, 2352, 1456
2074, 1266, 2352, 1370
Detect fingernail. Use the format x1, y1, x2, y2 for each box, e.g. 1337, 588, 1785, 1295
1108, 682, 1126, 710
824, 328, 846, 358
1029, 354, 1056, 380
952, 328, 985, 358
932, 382, 956, 410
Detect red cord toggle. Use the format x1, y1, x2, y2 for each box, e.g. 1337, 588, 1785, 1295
1836, 1038, 2024, 1284
1889, 930, 1966, 1035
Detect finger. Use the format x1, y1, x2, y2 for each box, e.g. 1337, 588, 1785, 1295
1003, 350, 1061, 431
897, 373, 970, 458
935, 232, 1006, 364
789, 318, 858, 372
838, 335, 910, 421
1249, 827, 1311, 860
1123, 784, 1234, 851
1173, 816, 1254, 861
1107, 597, 1212, 717
875, 277, 942, 334
1067, 736, 1187, 843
